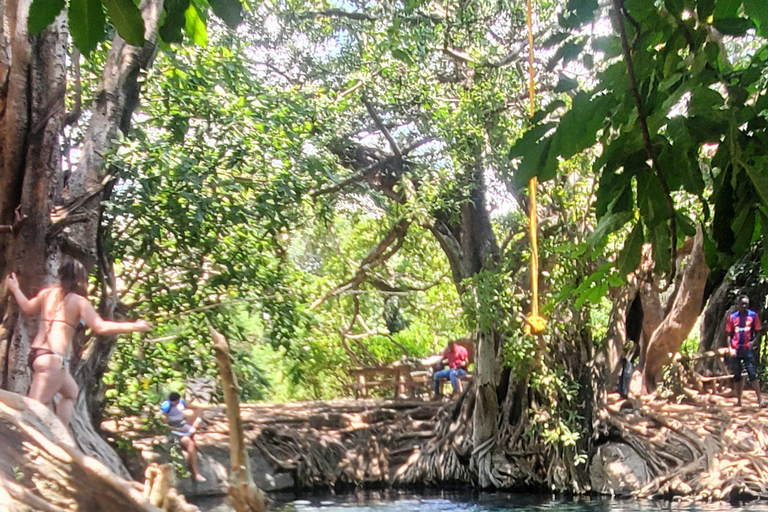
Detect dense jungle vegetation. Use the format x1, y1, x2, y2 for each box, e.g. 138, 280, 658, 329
1, 0, 768, 493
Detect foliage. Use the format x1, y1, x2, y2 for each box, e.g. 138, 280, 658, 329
28, 0, 244, 55
511, 0, 768, 283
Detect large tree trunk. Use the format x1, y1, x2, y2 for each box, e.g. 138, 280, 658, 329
0, 0, 68, 392
641, 227, 709, 389
67, 0, 163, 473
0, 0, 164, 479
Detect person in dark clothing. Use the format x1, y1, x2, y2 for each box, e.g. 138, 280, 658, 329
725, 296, 765, 407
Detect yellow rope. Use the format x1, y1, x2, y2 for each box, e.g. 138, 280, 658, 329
525, 0, 546, 335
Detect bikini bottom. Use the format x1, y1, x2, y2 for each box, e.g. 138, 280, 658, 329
27, 348, 66, 372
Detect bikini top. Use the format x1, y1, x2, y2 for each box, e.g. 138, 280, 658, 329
41, 318, 79, 329
41, 292, 82, 330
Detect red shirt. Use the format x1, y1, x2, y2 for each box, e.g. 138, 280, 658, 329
443, 344, 469, 369
726, 309, 762, 350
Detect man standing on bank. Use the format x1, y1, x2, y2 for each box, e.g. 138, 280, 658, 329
725, 295, 765, 407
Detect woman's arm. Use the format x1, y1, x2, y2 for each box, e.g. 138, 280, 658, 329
77, 296, 151, 335
5, 273, 45, 315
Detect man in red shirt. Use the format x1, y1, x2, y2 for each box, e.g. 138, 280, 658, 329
429, 340, 469, 398
725, 295, 764, 407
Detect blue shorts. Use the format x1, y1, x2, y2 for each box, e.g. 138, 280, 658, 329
731, 348, 758, 383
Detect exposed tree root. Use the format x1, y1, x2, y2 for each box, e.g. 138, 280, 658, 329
0, 390, 198, 511
600, 391, 768, 500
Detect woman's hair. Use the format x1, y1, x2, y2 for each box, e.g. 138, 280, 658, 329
59, 257, 87, 296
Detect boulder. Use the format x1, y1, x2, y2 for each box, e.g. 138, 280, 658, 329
589, 442, 649, 496
140, 440, 294, 497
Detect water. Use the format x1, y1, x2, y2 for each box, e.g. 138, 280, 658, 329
193, 490, 768, 512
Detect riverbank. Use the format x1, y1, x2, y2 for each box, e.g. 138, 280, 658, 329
104, 390, 768, 502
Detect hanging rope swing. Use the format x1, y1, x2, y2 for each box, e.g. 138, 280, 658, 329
524, 0, 547, 336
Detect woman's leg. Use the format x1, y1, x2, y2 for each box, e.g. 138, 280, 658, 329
56, 370, 78, 427
28, 356, 63, 407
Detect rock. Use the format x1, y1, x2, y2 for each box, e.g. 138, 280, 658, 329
308, 413, 350, 429
589, 442, 649, 496
142, 442, 295, 498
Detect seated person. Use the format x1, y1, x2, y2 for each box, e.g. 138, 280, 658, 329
160, 392, 206, 482
422, 340, 469, 398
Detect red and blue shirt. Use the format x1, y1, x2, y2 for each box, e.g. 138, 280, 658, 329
726, 309, 762, 350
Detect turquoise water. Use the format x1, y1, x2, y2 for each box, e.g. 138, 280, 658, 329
195, 491, 768, 512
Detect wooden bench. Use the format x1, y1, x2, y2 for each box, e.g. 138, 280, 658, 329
675, 348, 735, 395
350, 364, 415, 399
401, 370, 432, 397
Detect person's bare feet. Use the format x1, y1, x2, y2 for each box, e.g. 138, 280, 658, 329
194, 473, 207, 483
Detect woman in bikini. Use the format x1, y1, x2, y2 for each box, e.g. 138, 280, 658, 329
6, 257, 150, 427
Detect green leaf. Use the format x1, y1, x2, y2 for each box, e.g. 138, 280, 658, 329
624, 0, 656, 20
531, 100, 566, 124
664, 0, 683, 15
551, 93, 612, 161
689, 85, 724, 115
391, 48, 414, 65
28, 0, 65, 35
745, 0, 768, 36
547, 39, 587, 70
616, 222, 644, 275
697, 0, 715, 20
208, 0, 242, 28
637, 170, 669, 228
184, 3, 207, 46
554, 75, 579, 93
68, 0, 105, 56
159, 0, 189, 43
542, 32, 570, 48
102, 0, 145, 46
744, 157, 768, 211
588, 209, 633, 250
508, 123, 556, 159
713, 0, 741, 19
511, 136, 554, 188
712, 17, 755, 36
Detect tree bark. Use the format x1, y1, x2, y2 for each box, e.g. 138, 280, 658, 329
642, 227, 710, 388
0, 3, 68, 392
209, 325, 266, 512
0, 390, 168, 511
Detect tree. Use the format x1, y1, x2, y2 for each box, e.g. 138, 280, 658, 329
240, 0, 598, 488
0, 0, 244, 477
512, 0, 768, 388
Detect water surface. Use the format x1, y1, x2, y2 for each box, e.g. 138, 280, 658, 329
194, 490, 768, 512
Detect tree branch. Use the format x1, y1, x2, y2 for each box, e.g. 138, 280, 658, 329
611, 0, 677, 282
293, 9, 378, 22
362, 95, 401, 161
310, 219, 412, 310
311, 137, 435, 198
